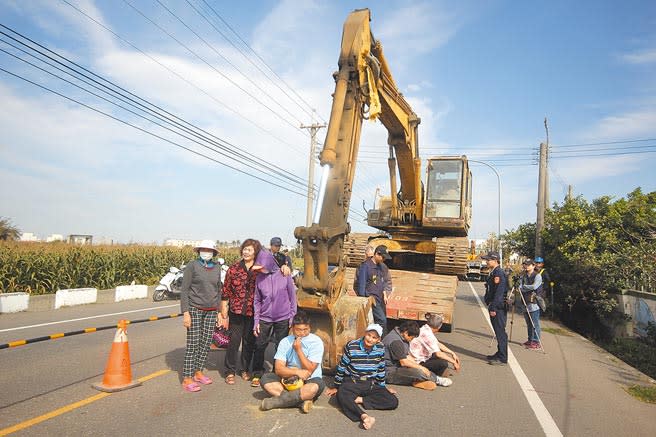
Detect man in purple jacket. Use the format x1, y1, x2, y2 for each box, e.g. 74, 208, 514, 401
250, 250, 297, 387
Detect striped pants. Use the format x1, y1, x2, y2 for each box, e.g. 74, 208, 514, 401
183, 306, 218, 378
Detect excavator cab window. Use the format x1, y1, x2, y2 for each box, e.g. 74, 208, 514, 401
425, 159, 463, 219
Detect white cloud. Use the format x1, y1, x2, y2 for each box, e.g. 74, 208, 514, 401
619, 49, 656, 65
376, 2, 460, 56
587, 108, 656, 140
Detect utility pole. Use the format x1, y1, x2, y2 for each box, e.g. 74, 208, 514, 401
567, 185, 573, 201
544, 117, 550, 209
300, 122, 326, 227
535, 142, 547, 257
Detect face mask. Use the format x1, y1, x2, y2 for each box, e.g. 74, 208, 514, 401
199, 251, 214, 261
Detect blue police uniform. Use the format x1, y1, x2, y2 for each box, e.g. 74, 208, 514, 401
356, 258, 387, 330
484, 265, 509, 363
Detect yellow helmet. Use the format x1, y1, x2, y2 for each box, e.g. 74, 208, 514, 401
281, 376, 304, 391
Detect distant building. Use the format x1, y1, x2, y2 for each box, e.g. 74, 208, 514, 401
68, 234, 93, 245
164, 238, 203, 248
46, 234, 64, 243
20, 232, 39, 242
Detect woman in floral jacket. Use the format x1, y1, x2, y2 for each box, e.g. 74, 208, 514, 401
220, 239, 261, 384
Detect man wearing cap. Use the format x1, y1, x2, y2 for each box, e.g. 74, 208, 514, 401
270, 237, 293, 271
535, 256, 552, 303
356, 245, 393, 332
325, 324, 398, 430
519, 259, 543, 349
482, 251, 509, 365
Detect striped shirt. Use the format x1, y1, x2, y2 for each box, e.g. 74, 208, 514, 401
334, 338, 386, 387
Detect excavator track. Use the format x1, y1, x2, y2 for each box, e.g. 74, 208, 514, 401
343, 233, 375, 267
434, 237, 469, 276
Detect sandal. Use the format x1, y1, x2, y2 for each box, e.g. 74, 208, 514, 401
182, 381, 201, 392
225, 374, 236, 385
193, 374, 213, 385
250, 376, 261, 387
240, 371, 251, 381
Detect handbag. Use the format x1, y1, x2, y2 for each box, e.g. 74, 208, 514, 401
212, 326, 231, 349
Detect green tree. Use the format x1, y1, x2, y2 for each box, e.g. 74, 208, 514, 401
502, 222, 536, 259
503, 188, 655, 340
0, 217, 21, 241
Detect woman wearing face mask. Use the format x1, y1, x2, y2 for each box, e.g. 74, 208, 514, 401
180, 239, 223, 393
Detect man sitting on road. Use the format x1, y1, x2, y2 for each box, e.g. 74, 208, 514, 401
381, 321, 448, 390
259, 311, 325, 413
325, 324, 398, 430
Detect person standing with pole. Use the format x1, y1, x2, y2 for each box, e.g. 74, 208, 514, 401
482, 251, 509, 365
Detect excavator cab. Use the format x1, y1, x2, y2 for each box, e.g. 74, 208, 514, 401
423, 156, 472, 236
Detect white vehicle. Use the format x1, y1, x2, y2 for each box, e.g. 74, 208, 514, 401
152, 259, 226, 301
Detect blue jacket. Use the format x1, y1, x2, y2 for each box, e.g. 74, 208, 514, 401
484, 265, 508, 312
355, 258, 386, 302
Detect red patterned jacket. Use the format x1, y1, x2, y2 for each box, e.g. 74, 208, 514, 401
221, 260, 257, 316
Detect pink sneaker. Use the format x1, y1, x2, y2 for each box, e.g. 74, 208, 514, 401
523, 340, 532, 347
528, 341, 541, 350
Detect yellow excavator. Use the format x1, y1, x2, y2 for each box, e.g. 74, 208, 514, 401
294, 8, 472, 369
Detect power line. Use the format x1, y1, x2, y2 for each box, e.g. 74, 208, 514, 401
0, 43, 306, 192
0, 66, 309, 197
188, 0, 323, 123
552, 138, 656, 148
120, 0, 308, 145
153, 0, 305, 127
198, 0, 327, 124
59, 0, 300, 151
0, 24, 309, 191
550, 143, 656, 154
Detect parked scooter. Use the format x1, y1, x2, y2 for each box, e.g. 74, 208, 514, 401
153, 258, 226, 302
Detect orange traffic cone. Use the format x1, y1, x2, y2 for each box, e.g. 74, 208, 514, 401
92, 320, 142, 392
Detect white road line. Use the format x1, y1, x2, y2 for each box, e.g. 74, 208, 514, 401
468, 282, 562, 437
0, 304, 179, 333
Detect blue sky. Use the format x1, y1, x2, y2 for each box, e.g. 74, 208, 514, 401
1, 0, 654, 246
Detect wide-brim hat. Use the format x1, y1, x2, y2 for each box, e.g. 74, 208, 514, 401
195, 239, 218, 254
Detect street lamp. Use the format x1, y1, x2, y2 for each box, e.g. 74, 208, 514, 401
468, 159, 502, 265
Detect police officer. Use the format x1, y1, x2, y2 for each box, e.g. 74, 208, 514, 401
482, 251, 508, 365
356, 245, 392, 333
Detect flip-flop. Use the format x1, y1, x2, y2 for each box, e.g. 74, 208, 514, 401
240, 371, 251, 381
183, 381, 201, 392
250, 376, 261, 387
193, 374, 213, 385
225, 374, 236, 385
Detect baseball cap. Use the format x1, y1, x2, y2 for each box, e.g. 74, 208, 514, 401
374, 245, 392, 260
365, 323, 383, 338
522, 258, 535, 265
481, 251, 500, 261
270, 237, 282, 246
535, 256, 544, 263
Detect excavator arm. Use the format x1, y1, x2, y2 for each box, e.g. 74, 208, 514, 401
294, 8, 421, 297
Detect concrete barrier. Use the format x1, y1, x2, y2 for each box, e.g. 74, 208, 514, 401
0, 292, 30, 313
55, 287, 98, 309
115, 284, 148, 302
617, 289, 656, 337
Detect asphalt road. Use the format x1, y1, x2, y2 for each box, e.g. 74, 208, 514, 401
1, 282, 654, 436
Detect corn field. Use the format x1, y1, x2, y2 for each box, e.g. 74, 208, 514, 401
0, 242, 202, 295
